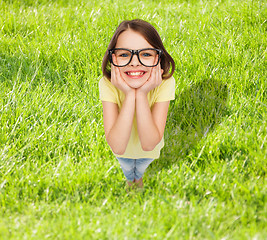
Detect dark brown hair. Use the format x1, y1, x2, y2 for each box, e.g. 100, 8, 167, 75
102, 19, 175, 80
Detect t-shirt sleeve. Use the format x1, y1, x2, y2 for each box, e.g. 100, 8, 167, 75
99, 77, 118, 103
154, 76, 175, 102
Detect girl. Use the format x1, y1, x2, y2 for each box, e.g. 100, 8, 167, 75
99, 19, 175, 188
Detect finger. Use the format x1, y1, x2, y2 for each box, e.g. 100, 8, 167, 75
154, 54, 159, 65
111, 63, 114, 79
155, 66, 160, 85
112, 55, 123, 80
155, 65, 160, 80
154, 60, 159, 75
111, 65, 120, 87
111, 55, 117, 76
156, 64, 162, 85
158, 62, 163, 75
156, 61, 163, 75
115, 65, 123, 81
149, 66, 156, 82
158, 63, 163, 75
112, 54, 118, 66
111, 64, 116, 83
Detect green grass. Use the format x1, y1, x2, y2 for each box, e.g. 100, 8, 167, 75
0, 0, 266, 239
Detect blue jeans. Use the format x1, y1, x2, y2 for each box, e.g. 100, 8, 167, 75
116, 157, 154, 182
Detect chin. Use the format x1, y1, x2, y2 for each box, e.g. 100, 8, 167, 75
126, 80, 147, 89
129, 84, 143, 89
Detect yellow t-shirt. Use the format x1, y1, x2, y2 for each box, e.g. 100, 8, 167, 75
99, 76, 175, 159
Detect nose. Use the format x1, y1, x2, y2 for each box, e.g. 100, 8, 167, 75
129, 54, 140, 66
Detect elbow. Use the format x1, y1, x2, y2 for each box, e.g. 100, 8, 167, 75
106, 136, 126, 155
141, 136, 162, 152
112, 148, 126, 155
141, 145, 156, 152
141, 142, 158, 152
110, 145, 126, 155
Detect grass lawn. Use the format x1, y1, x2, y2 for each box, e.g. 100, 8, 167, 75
0, 0, 266, 239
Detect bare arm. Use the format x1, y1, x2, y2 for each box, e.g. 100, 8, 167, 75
102, 64, 135, 155
135, 63, 170, 151
136, 92, 170, 151
102, 92, 135, 155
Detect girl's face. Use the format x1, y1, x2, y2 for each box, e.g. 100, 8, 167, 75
114, 29, 156, 89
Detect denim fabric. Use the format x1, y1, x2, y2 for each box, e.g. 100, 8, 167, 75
116, 157, 154, 181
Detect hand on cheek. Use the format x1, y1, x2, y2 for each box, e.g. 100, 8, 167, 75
137, 63, 163, 95
111, 58, 134, 95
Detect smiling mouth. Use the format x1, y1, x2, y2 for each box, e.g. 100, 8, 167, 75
126, 71, 145, 76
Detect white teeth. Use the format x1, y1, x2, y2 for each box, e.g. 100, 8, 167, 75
127, 72, 144, 76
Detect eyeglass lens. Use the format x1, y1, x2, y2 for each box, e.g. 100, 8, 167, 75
112, 49, 159, 67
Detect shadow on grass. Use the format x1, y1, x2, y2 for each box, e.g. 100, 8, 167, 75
149, 78, 228, 173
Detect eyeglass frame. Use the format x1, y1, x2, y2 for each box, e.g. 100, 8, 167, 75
108, 48, 162, 67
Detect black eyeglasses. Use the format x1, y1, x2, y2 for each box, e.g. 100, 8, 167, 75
109, 48, 162, 67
